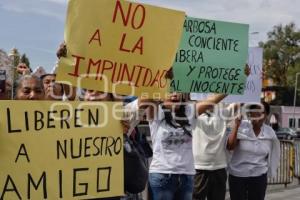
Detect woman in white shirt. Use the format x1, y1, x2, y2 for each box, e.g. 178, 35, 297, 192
192, 103, 237, 200
227, 102, 280, 200
139, 93, 226, 200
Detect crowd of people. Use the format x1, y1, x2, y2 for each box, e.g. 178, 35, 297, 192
0, 44, 280, 200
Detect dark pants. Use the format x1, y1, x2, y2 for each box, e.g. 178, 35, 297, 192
192, 168, 227, 200
229, 173, 267, 200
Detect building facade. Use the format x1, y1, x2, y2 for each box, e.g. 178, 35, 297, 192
270, 106, 300, 131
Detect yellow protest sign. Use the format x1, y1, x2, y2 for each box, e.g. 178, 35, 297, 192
0, 101, 124, 199
56, 0, 185, 98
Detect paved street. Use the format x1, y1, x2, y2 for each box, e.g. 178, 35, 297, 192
266, 187, 300, 200
225, 180, 300, 200
265, 179, 300, 200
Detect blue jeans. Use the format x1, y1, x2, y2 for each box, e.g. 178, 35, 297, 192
148, 173, 194, 200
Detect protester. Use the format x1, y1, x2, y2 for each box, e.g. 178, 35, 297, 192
16, 63, 31, 76
192, 65, 250, 200
226, 102, 280, 200
15, 74, 44, 100
41, 73, 64, 100
138, 92, 227, 200
192, 103, 238, 200
0, 80, 11, 100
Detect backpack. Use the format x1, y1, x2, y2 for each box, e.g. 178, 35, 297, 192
123, 128, 152, 194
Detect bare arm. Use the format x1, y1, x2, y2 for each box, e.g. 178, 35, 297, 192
226, 64, 249, 149
196, 94, 227, 115
62, 84, 76, 101
138, 98, 160, 121
227, 117, 242, 150
196, 64, 249, 116
226, 103, 241, 117
56, 42, 77, 100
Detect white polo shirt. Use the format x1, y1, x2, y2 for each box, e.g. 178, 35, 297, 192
193, 106, 233, 170
228, 120, 280, 178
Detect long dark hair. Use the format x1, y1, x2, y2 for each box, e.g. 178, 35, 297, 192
248, 101, 270, 115
162, 103, 191, 136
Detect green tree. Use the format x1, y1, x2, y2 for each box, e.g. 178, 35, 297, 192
20, 53, 31, 71
287, 63, 300, 86
259, 22, 300, 86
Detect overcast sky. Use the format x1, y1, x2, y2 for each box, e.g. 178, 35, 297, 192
0, 0, 299, 72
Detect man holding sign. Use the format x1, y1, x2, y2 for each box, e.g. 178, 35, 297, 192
169, 16, 250, 200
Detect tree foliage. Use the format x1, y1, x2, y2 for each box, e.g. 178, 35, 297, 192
20, 53, 31, 72
260, 22, 300, 87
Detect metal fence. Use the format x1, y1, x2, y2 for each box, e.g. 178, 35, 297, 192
294, 139, 300, 182
268, 140, 294, 186
137, 123, 299, 188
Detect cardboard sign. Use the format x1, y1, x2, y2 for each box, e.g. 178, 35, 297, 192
56, 0, 185, 98
191, 47, 263, 103
172, 16, 249, 94
0, 101, 124, 199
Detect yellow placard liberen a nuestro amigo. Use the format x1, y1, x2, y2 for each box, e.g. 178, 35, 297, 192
0, 101, 124, 199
